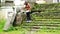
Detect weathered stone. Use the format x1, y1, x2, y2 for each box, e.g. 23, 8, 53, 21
15, 12, 26, 26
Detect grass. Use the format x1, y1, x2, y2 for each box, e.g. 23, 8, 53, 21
0, 15, 60, 34
0, 19, 60, 34
0, 20, 60, 34
0, 16, 60, 34
0, 19, 6, 32
0, 28, 60, 34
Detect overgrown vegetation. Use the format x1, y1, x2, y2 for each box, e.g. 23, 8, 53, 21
31, 3, 60, 11
0, 3, 60, 34
31, 3, 60, 19
0, 19, 6, 32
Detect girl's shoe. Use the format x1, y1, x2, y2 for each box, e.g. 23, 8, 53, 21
26, 20, 31, 22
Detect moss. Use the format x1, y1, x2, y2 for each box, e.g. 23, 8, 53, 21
31, 3, 60, 12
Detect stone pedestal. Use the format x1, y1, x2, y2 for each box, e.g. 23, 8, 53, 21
13, 12, 26, 26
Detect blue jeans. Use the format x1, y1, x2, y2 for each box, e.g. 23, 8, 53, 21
26, 12, 31, 20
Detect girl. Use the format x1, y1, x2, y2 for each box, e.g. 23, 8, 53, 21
24, 2, 31, 22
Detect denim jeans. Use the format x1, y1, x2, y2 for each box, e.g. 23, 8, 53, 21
26, 12, 31, 20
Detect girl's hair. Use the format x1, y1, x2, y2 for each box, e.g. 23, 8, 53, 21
24, 1, 28, 5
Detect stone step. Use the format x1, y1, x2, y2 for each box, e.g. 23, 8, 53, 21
33, 18, 60, 20
23, 23, 60, 26
22, 26, 60, 30
22, 20, 60, 27
24, 19, 60, 21
34, 19, 60, 21
33, 18, 60, 19
24, 25, 59, 27
34, 18, 60, 19
44, 8, 59, 10
23, 21, 60, 23
22, 21, 60, 30
31, 13, 60, 19
23, 20, 60, 24
34, 13, 60, 16
24, 24, 60, 27
32, 17, 60, 19
32, 3, 60, 13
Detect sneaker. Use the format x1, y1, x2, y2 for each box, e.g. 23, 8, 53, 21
26, 20, 31, 22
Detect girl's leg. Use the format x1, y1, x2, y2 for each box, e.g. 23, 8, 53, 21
26, 12, 31, 21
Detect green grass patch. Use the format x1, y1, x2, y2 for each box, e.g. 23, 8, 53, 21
0, 19, 6, 32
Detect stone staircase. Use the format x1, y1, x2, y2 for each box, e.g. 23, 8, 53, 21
21, 13, 60, 31
20, 3, 60, 31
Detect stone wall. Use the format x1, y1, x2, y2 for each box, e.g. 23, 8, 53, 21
44, 0, 53, 3
0, 9, 6, 20
27, 0, 53, 3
